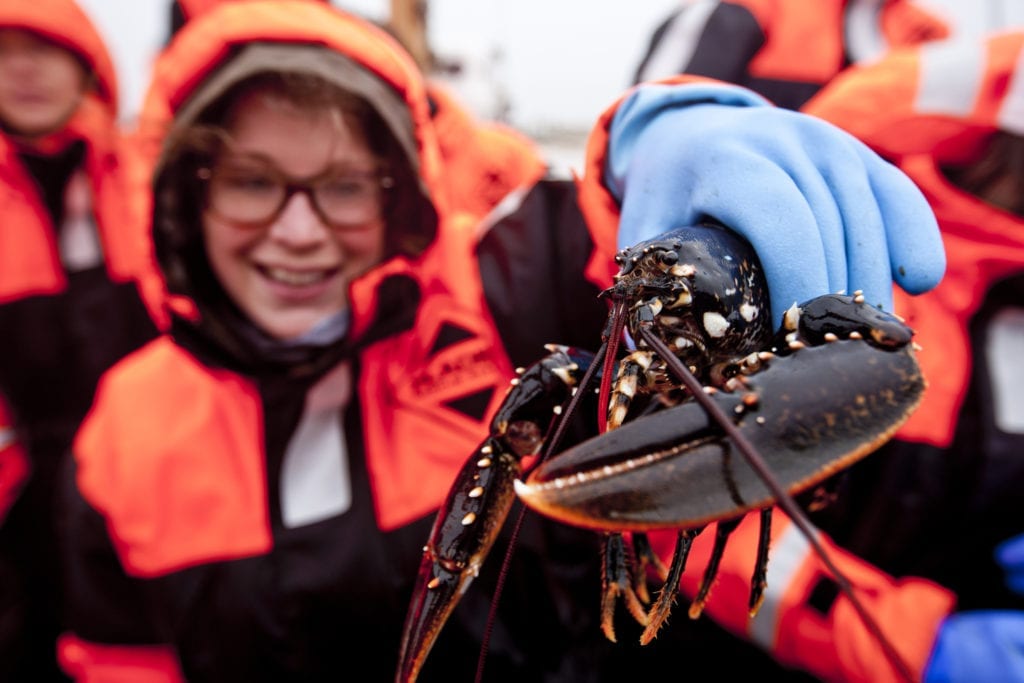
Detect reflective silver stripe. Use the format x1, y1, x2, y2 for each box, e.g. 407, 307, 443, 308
916, 40, 984, 118
997, 43, 1024, 135
985, 307, 1024, 433
0, 427, 15, 450
637, 1, 720, 84
844, 0, 887, 63
749, 521, 819, 650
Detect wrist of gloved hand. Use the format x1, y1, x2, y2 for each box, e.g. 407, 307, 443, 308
604, 81, 944, 326
923, 611, 1024, 683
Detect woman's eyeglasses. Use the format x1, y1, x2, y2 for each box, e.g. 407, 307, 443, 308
198, 156, 394, 229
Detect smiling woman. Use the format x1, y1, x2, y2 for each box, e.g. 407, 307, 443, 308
148, 42, 439, 349
198, 87, 387, 340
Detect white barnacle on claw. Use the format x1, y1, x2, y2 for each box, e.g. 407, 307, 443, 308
739, 302, 759, 322
553, 366, 575, 385
782, 302, 801, 331
673, 337, 693, 351
703, 311, 730, 338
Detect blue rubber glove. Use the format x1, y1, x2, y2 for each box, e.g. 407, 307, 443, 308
924, 612, 1024, 683
997, 533, 1024, 595
923, 534, 1024, 683
605, 83, 946, 326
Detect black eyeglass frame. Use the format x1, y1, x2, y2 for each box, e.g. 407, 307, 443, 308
196, 161, 395, 230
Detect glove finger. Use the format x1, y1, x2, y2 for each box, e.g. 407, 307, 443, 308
811, 142, 893, 311
995, 535, 1024, 595
758, 133, 851, 297
858, 146, 946, 296
996, 534, 1024, 567
681, 152, 831, 326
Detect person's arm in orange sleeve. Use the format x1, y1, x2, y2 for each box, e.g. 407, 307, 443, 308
651, 509, 955, 683
58, 635, 185, 683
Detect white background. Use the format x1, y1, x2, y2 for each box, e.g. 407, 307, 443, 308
74, 0, 1023, 169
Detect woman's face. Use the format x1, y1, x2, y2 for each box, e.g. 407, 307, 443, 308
201, 89, 388, 340
0, 29, 88, 138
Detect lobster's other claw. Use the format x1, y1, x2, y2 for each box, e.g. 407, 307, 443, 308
515, 339, 923, 532
396, 436, 521, 683
396, 345, 595, 682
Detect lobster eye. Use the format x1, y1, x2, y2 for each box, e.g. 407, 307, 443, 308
659, 250, 679, 266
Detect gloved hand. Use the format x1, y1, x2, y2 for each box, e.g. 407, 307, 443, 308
604, 83, 946, 326
923, 533, 1024, 683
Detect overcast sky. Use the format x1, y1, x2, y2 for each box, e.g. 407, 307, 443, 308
73, 0, 684, 131
74, 0, 1022, 169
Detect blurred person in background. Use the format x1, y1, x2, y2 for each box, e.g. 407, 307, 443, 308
632, 0, 949, 110
0, 0, 165, 679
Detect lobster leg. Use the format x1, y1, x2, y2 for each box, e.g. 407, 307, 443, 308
640, 527, 699, 645
689, 517, 742, 618
396, 345, 594, 683
630, 531, 669, 603
600, 532, 650, 641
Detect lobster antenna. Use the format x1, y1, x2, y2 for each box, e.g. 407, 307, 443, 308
596, 300, 628, 436
637, 324, 916, 683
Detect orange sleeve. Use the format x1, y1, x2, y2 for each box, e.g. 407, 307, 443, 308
652, 510, 955, 682
57, 634, 185, 683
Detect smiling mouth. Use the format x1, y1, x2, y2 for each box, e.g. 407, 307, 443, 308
260, 266, 336, 286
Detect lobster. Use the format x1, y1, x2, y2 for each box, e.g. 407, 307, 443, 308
396, 223, 925, 682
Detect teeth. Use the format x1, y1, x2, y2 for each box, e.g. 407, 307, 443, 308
265, 267, 327, 286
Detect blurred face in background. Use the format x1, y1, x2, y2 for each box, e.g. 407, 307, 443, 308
0, 29, 88, 138
199, 86, 391, 340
